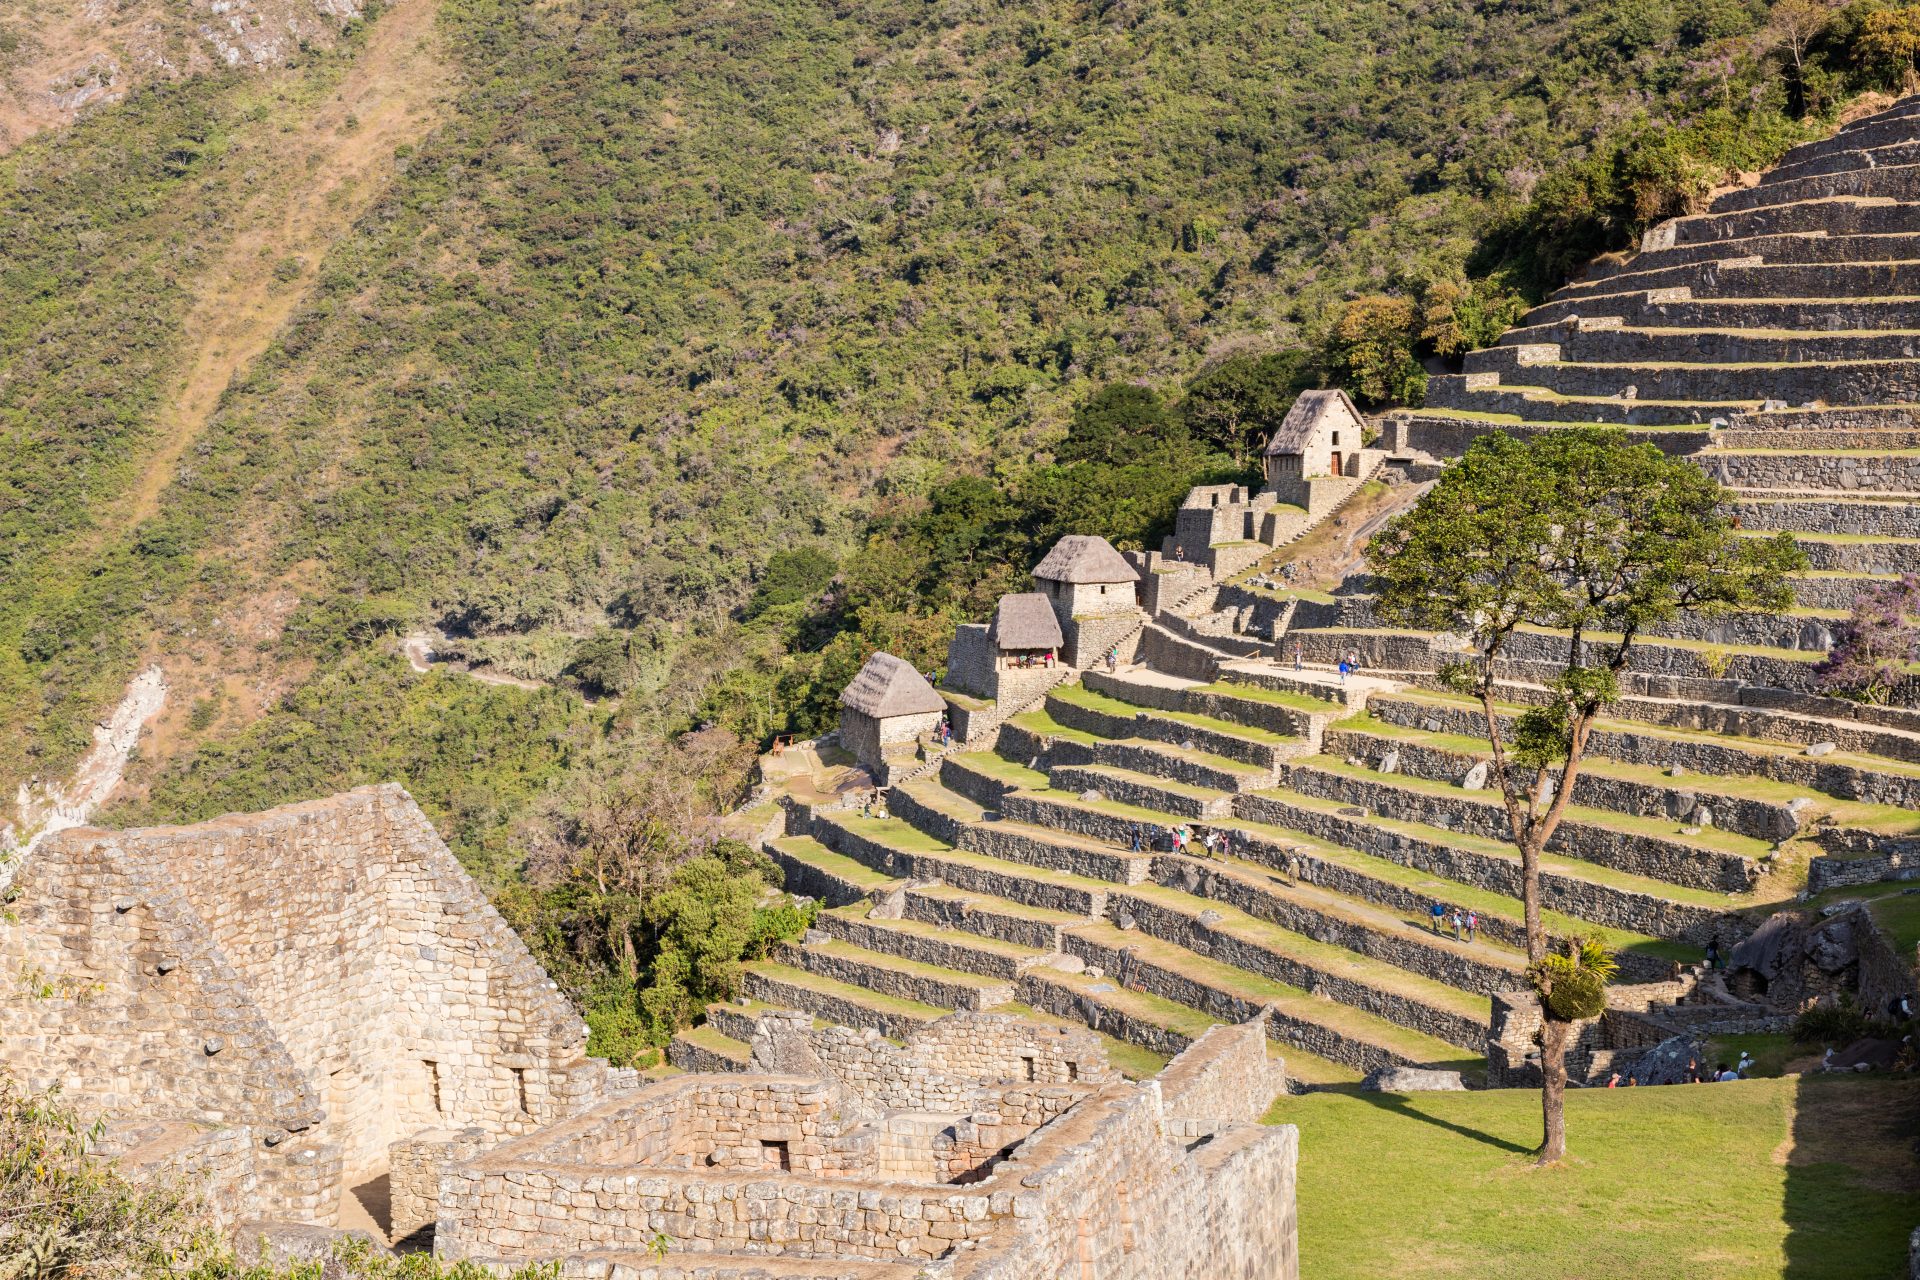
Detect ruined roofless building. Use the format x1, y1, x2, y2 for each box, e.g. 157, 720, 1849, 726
0, 784, 632, 1238
427, 1008, 1299, 1278
839, 650, 947, 780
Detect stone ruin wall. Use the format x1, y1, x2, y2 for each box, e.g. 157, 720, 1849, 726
0, 784, 626, 1229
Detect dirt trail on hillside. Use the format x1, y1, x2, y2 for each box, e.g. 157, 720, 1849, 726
118, 0, 448, 533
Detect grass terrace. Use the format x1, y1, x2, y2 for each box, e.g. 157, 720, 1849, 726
1272, 1074, 1920, 1280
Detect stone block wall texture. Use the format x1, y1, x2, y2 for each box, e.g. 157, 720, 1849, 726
389, 1128, 488, 1243
944, 625, 997, 701
841, 707, 941, 776
1, 785, 621, 1228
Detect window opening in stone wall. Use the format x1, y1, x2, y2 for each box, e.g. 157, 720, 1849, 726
761, 1139, 791, 1172
1066, 1060, 1079, 1081
512, 1066, 529, 1115
1023, 1055, 1036, 1082
425, 1060, 443, 1115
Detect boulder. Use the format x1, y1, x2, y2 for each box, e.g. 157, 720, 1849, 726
1807, 909, 1862, 974
1627, 1035, 1709, 1086
1829, 1037, 1901, 1072
1379, 749, 1400, 775
1360, 1066, 1468, 1092
1460, 761, 1489, 791
232, 1223, 393, 1268
868, 886, 907, 921
1728, 912, 1802, 987
1806, 742, 1837, 757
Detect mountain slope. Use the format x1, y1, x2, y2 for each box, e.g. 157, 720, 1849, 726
4, 0, 1886, 844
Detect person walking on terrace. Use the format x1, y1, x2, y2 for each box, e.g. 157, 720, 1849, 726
1293, 640, 1304, 673
1430, 901, 1447, 935
1129, 822, 1143, 853
1465, 910, 1478, 943
1452, 909, 1465, 941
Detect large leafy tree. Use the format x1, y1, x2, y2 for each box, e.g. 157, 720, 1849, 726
1371, 428, 1803, 1163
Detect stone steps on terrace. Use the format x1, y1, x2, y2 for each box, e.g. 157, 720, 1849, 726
1704, 446, 1920, 494
1731, 494, 1920, 541
1776, 104, 1920, 170
807, 804, 1114, 917
1548, 257, 1920, 305
1423, 378, 1763, 426
1785, 571, 1897, 610
1581, 231, 1920, 283
1049, 921, 1481, 1078
1666, 197, 1920, 249
1002, 711, 1279, 793
954, 734, 1699, 971
1042, 681, 1305, 771
1323, 716, 1869, 845
1485, 321, 1920, 367
1365, 687, 1920, 815
1453, 356, 1920, 407
813, 905, 1052, 982
667, 1022, 751, 1073
1151, 846, 1530, 994
1228, 782, 1735, 943
1278, 756, 1768, 893
1289, 624, 1826, 697
742, 960, 949, 1042
1329, 590, 1841, 656
1708, 163, 1920, 214
1099, 879, 1492, 1050
775, 936, 1018, 1011
1521, 291, 1920, 332
1078, 666, 1341, 742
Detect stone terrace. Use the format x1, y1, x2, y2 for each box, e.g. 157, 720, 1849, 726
715, 99, 1920, 1093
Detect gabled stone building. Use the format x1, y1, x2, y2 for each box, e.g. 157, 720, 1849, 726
945, 591, 1068, 708
0, 785, 631, 1237
1263, 388, 1380, 511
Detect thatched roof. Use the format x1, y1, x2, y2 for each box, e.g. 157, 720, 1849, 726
1031, 535, 1139, 585
840, 652, 945, 718
1265, 389, 1364, 455
987, 593, 1064, 651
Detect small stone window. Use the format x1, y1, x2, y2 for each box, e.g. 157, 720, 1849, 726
1331, 431, 1341, 446
761, 1140, 791, 1172
1023, 1055, 1037, 1082
511, 1066, 530, 1115
424, 1060, 443, 1116
1065, 1061, 1080, 1082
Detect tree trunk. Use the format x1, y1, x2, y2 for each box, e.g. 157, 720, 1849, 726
1537, 1016, 1572, 1165
1519, 835, 1546, 964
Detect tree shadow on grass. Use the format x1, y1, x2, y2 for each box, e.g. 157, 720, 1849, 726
1344, 1087, 1533, 1155
1782, 1073, 1920, 1280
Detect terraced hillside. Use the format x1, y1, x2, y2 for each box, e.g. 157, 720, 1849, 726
676, 97, 1920, 1089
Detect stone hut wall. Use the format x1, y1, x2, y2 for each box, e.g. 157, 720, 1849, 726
945, 624, 997, 700
110, 786, 604, 1175
0, 833, 340, 1222
1155, 1015, 1288, 1138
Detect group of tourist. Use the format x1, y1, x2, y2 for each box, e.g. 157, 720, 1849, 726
1607, 1050, 1755, 1088
1428, 901, 1479, 942
1129, 821, 1234, 860
1009, 649, 1058, 669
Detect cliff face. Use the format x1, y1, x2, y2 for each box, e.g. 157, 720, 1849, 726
0, 0, 366, 152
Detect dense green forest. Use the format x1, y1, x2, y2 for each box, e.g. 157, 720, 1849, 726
9, 0, 1919, 1051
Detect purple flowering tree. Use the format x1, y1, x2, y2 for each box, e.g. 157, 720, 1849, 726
1815, 574, 1920, 705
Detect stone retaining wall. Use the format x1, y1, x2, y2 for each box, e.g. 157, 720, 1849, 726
1106, 892, 1488, 1051
1045, 690, 1285, 770
815, 914, 1029, 982
1282, 765, 1760, 893
1232, 792, 1729, 942
1045, 765, 1231, 820
1321, 727, 1801, 844
1148, 857, 1518, 996
959, 819, 1146, 884
808, 812, 1107, 916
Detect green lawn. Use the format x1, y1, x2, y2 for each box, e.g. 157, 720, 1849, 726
1270, 1074, 1920, 1280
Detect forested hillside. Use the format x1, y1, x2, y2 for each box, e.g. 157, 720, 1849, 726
8, 0, 1914, 1052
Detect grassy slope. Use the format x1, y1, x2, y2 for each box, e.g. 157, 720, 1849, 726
1270, 1075, 1920, 1280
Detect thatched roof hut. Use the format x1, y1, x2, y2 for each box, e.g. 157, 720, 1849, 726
839, 652, 944, 719
986, 593, 1064, 652
1031, 535, 1139, 585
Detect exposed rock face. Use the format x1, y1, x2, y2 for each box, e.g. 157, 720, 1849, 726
1628, 1036, 1709, 1086
0, 0, 371, 152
